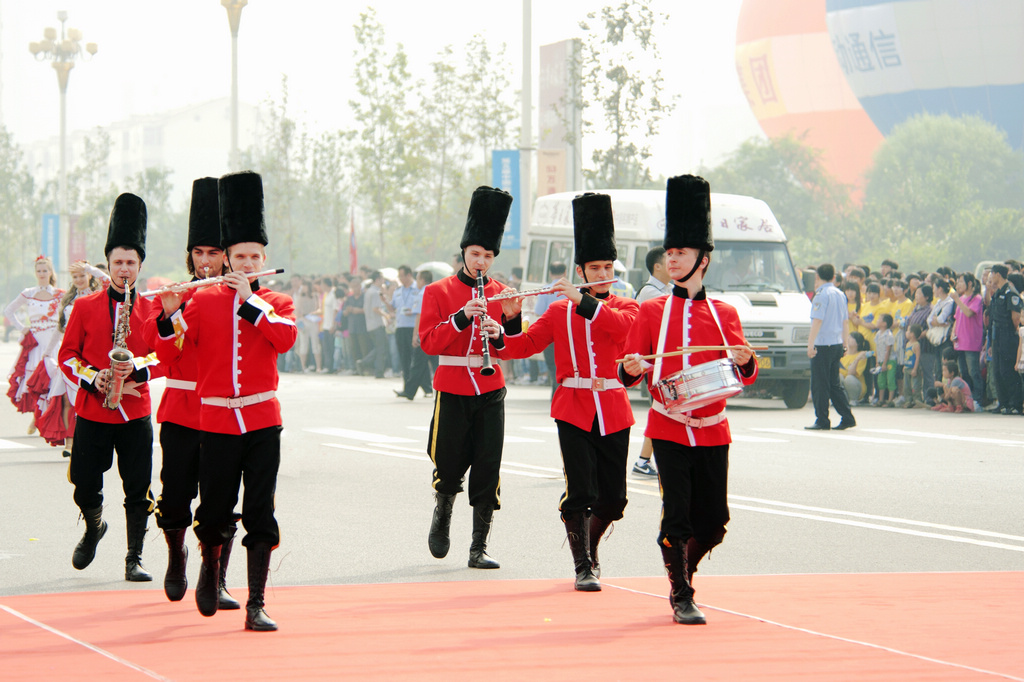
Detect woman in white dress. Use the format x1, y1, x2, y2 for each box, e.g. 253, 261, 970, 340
5, 256, 63, 431
31, 261, 107, 454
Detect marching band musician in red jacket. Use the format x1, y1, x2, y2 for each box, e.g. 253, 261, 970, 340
59, 193, 162, 582
154, 171, 296, 631
420, 186, 517, 570
141, 177, 239, 610
501, 193, 639, 592
619, 175, 758, 625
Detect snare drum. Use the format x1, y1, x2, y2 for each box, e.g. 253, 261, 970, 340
655, 358, 743, 412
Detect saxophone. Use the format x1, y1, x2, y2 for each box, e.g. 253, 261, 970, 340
104, 277, 134, 410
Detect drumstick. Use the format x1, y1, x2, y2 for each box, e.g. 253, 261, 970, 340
614, 345, 768, 363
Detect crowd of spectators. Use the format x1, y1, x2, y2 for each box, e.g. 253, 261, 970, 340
833, 258, 1024, 415
264, 261, 546, 392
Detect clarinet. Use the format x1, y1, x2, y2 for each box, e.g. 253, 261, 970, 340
475, 269, 496, 377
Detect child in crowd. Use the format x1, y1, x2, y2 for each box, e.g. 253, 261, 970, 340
840, 331, 871, 405
931, 360, 974, 413
903, 323, 923, 407
872, 313, 896, 406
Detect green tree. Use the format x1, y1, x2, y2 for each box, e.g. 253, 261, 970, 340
577, 1, 676, 189
0, 126, 39, 301
859, 113, 1024, 270
243, 76, 301, 274
122, 166, 184, 280
462, 35, 519, 183
700, 133, 853, 266
306, 130, 352, 273
349, 9, 415, 267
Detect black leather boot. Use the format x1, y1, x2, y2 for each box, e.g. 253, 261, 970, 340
195, 542, 221, 617
467, 505, 499, 569
245, 543, 278, 631
588, 514, 612, 579
428, 492, 456, 559
72, 506, 107, 570
218, 532, 241, 610
163, 528, 188, 600
661, 537, 706, 625
124, 512, 153, 582
564, 513, 600, 591
686, 536, 712, 586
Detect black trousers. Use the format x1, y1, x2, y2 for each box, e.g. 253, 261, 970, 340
651, 439, 729, 545
194, 426, 281, 549
155, 421, 201, 530
811, 343, 854, 426
403, 344, 433, 397
320, 330, 335, 372
361, 327, 387, 378
396, 327, 414, 379
555, 418, 629, 520
992, 327, 1023, 411
543, 345, 557, 396
70, 415, 154, 516
427, 388, 505, 508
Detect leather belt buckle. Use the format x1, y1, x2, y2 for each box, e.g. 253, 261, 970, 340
689, 416, 705, 428
591, 377, 605, 391
226, 396, 244, 409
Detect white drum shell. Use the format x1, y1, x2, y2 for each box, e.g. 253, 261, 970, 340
656, 358, 743, 412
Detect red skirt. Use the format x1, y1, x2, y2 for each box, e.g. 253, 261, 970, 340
7, 333, 39, 414
36, 392, 73, 447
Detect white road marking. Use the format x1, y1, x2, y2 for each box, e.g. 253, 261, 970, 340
604, 584, 1024, 682
730, 495, 1024, 543
305, 427, 417, 443
730, 503, 1024, 553
732, 435, 789, 443
321, 443, 559, 479
0, 439, 35, 450
865, 428, 1024, 447
750, 428, 912, 444
0, 604, 170, 680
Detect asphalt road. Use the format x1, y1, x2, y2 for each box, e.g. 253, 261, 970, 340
1, 340, 1021, 598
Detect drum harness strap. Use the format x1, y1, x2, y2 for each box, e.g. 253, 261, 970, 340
651, 294, 731, 430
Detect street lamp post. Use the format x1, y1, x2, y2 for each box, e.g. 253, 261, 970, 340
29, 11, 97, 274
222, 0, 248, 171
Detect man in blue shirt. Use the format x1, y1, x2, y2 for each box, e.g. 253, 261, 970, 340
534, 262, 566, 396
392, 265, 420, 398
806, 263, 856, 430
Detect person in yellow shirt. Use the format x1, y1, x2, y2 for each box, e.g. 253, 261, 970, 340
840, 331, 870, 405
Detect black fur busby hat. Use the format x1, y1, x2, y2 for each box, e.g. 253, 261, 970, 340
572, 192, 617, 265
664, 174, 713, 253
105, 193, 148, 261
186, 177, 221, 251
459, 186, 512, 256
218, 171, 268, 248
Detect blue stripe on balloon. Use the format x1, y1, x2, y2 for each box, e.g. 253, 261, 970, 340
857, 83, 1024, 148
826, 0, 917, 10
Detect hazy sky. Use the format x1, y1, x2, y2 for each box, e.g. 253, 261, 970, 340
2, 0, 763, 177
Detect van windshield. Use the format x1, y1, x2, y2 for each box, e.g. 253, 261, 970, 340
700, 242, 802, 293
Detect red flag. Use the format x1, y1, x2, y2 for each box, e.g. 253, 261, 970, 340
348, 208, 358, 275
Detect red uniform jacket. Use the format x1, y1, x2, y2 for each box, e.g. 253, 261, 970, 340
155, 284, 296, 435
419, 270, 512, 396
142, 285, 201, 430
59, 287, 162, 423
503, 292, 638, 435
620, 287, 757, 447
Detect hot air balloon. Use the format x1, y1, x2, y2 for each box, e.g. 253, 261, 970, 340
826, 0, 1024, 149
735, 0, 885, 191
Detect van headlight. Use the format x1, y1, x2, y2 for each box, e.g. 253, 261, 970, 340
792, 326, 810, 343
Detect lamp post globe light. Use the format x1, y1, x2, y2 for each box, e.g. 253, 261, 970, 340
29, 11, 97, 274
222, 0, 247, 171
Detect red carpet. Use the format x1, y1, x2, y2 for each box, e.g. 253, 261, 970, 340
2, 572, 1022, 680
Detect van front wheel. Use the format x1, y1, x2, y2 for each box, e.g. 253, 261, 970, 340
782, 380, 810, 409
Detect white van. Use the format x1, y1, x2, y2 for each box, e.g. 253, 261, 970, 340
524, 189, 812, 408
